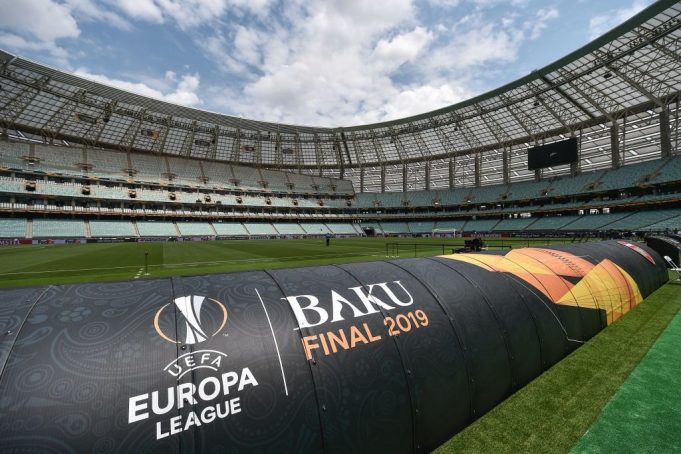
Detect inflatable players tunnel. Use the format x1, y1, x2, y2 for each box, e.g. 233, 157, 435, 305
0, 240, 668, 453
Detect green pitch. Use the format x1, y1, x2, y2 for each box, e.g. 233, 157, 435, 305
0, 236, 577, 288
435, 281, 681, 454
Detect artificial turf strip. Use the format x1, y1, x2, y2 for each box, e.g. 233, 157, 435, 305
571, 296, 681, 454
434, 283, 681, 454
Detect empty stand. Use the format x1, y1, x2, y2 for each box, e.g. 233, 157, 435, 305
463, 218, 500, 232
243, 223, 278, 235
0, 218, 27, 237
492, 217, 537, 231
86, 148, 129, 179
212, 222, 248, 236
136, 221, 178, 237
379, 222, 410, 234
525, 215, 580, 231
176, 222, 215, 236
89, 220, 135, 237
300, 223, 331, 234
32, 219, 85, 238
273, 223, 306, 235
33, 144, 83, 175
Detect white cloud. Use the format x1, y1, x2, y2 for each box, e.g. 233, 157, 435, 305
0, 0, 80, 42
372, 27, 434, 72
113, 0, 164, 23
111, 0, 270, 29
427, 21, 524, 71
589, 0, 652, 40
0, 33, 70, 62
202, 0, 557, 126
66, 0, 132, 30
74, 69, 202, 107
0, 0, 81, 63
530, 8, 559, 40
233, 26, 263, 67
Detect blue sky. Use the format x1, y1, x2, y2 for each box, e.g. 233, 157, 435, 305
0, 0, 656, 127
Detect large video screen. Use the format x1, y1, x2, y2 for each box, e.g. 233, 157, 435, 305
527, 137, 578, 170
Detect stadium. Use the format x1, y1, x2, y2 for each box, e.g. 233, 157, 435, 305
0, 0, 680, 453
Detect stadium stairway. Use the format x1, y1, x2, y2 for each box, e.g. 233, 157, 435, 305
271, 223, 281, 235
208, 223, 218, 236
132, 222, 141, 238
84, 220, 92, 238
172, 222, 181, 237
26, 219, 32, 239
597, 211, 639, 230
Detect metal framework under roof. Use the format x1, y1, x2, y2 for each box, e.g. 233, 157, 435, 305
1, 0, 681, 192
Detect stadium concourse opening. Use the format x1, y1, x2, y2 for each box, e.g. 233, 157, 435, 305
0, 0, 681, 452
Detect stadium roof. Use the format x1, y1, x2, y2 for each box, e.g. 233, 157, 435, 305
0, 0, 680, 173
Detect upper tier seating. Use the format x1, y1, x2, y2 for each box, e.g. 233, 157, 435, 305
467, 184, 508, 205
375, 192, 405, 208
505, 179, 551, 200
598, 159, 663, 191
202, 161, 234, 187
655, 155, 681, 184
86, 148, 129, 180
232, 164, 261, 190
130, 154, 165, 183
0, 141, 29, 169
547, 170, 605, 197
33, 144, 83, 175
356, 193, 377, 208
167, 157, 204, 185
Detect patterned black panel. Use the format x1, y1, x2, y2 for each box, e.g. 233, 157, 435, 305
268, 265, 414, 454
0, 279, 180, 454
172, 271, 323, 454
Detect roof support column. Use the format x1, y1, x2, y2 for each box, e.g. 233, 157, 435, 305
474, 153, 481, 187
674, 97, 679, 153
571, 128, 582, 175
381, 166, 386, 193
660, 105, 672, 158
359, 167, 365, 193
502, 146, 510, 184
449, 158, 455, 189
402, 164, 408, 193
611, 122, 621, 168
425, 161, 431, 191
